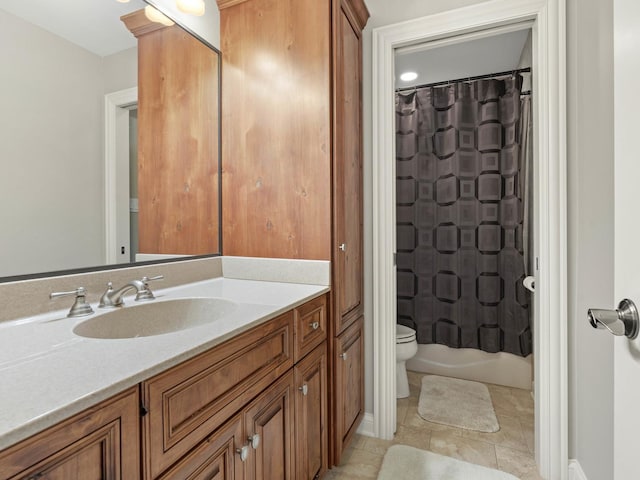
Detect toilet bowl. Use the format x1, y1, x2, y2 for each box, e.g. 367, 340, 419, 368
396, 324, 418, 398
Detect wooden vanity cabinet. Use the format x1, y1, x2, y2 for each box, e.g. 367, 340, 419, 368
0, 387, 140, 480
0, 296, 328, 480
143, 295, 327, 480
142, 311, 294, 479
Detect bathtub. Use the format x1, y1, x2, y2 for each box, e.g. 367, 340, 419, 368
405, 343, 533, 390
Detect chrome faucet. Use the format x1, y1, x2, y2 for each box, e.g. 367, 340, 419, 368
99, 275, 164, 308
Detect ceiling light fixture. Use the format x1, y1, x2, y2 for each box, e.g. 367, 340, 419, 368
116, 0, 130, 3
400, 72, 418, 82
144, 5, 175, 26
176, 0, 206, 16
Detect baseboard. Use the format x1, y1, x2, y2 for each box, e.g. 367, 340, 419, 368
568, 460, 588, 480
356, 412, 375, 437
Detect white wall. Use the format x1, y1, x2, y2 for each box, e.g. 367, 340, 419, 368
0, 10, 139, 278
103, 47, 138, 94
364, 3, 616, 478
566, 0, 615, 478
0, 9, 106, 277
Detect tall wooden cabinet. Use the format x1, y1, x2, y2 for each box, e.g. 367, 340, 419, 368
217, 0, 369, 467
122, 10, 220, 256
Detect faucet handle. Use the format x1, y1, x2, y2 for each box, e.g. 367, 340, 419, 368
141, 275, 164, 284
99, 282, 114, 308
50, 287, 94, 318
136, 275, 164, 301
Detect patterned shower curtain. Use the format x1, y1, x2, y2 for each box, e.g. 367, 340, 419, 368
395, 76, 532, 357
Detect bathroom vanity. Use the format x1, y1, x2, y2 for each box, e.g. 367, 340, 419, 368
0, 263, 331, 480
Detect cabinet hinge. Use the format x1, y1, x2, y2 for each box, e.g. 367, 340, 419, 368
140, 403, 148, 417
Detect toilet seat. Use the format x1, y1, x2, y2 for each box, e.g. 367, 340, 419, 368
396, 324, 416, 344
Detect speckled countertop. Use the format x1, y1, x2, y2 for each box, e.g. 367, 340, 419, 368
0, 261, 330, 451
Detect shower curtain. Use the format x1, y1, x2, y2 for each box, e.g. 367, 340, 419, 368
395, 76, 532, 357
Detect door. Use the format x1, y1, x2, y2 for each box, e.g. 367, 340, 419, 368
333, 317, 364, 463
613, 0, 640, 477
244, 372, 295, 480
333, 0, 364, 334
294, 343, 328, 480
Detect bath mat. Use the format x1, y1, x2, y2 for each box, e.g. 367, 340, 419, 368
418, 375, 499, 433
377, 445, 519, 480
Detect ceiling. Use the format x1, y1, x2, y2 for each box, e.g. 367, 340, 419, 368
0, 0, 148, 57
395, 29, 531, 89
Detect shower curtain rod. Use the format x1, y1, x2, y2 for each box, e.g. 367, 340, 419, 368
395, 66, 532, 93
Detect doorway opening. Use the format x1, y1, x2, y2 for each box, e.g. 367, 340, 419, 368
105, 87, 138, 265
371, 2, 567, 479
392, 27, 537, 477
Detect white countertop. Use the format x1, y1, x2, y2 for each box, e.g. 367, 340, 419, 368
0, 277, 329, 451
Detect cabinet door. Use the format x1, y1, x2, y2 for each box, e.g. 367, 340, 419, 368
333, 0, 364, 334
143, 312, 293, 479
333, 317, 364, 464
294, 343, 328, 480
158, 415, 244, 480
0, 388, 140, 480
244, 372, 295, 480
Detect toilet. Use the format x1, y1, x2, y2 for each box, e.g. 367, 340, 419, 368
396, 324, 418, 398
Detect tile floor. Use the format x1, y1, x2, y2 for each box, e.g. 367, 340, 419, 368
325, 371, 543, 480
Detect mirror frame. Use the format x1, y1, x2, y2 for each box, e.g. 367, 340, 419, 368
0, 0, 223, 284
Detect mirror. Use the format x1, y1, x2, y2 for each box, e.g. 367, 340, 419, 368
0, 0, 221, 281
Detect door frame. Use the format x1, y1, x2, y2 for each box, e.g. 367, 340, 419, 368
104, 87, 138, 264
370, 0, 567, 479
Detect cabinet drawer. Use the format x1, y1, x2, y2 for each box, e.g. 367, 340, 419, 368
294, 295, 327, 362
143, 312, 294, 479
0, 387, 140, 480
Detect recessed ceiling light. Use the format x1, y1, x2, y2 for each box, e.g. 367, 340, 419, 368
400, 72, 418, 82
116, 0, 130, 3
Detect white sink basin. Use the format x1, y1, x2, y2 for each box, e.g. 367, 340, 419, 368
73, 298, 238, 339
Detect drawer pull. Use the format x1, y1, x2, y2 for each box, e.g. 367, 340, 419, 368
248, 433, 260, 449
310, 321, 320, 330
236, 445, 249, 462
340, 352, 348, 360
299, 384, 309, 396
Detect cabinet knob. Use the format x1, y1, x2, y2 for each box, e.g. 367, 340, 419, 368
340, 352, 348, 360
338, 243, 346, 251
236, 445, 249, 462
310, 321, 320, 330
299, 383, 309, 396
248, 433, 260, 449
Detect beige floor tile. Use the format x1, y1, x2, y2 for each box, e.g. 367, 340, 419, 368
334, 373, 539, 479
491, 389, 534, 417
392, 424, 432, 450
520, 417, 535, 453
457, 413, 528, 452
396, 397, 410, 425
495, 445, 544, 480
429, 430, 498, 469
487, 383, 513, 396
360, 436, 394, 456
331, 446, 384, 479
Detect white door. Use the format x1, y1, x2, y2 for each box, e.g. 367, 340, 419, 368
613, 0, 640, 478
